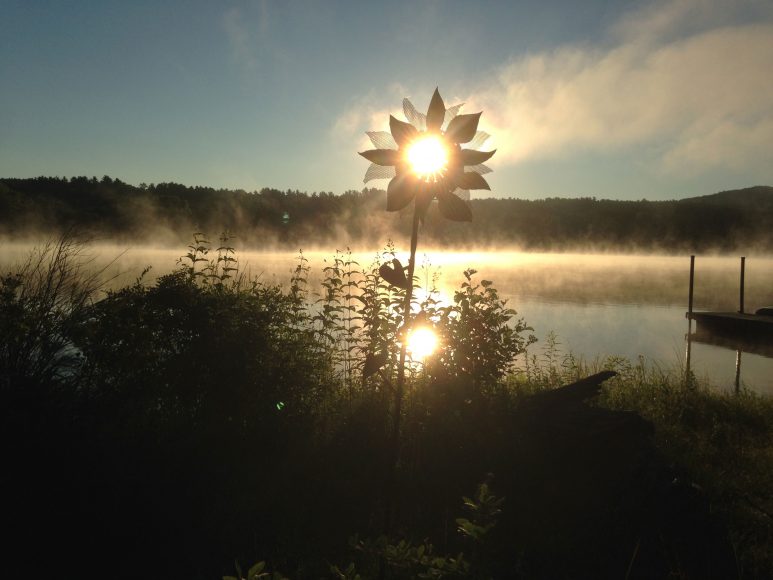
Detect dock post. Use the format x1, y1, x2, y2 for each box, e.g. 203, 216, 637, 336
688, 255, 695, 324
685, 255, 695, 385
685, 332, 693, 387
739, 256, 746, 314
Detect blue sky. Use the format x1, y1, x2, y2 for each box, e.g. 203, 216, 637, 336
2, 0, 772, 200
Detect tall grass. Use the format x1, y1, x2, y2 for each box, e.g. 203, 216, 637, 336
0, 234, 118, 389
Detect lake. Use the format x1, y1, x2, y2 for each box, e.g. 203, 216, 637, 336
3, 241, 772, 395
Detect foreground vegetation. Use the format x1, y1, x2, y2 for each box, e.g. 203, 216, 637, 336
1, 237, 771, 579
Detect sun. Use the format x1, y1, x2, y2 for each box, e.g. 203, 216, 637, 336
405, 135, 448, 181
406, 326, 438, 360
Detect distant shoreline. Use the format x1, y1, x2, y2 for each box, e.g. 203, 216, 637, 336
2, 177, 773, 253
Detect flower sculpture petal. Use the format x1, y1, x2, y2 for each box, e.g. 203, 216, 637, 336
359, 88, 495, 221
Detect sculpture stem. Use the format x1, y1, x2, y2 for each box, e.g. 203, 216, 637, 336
383, 208, 420, 539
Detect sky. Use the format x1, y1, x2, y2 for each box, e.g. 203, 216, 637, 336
1, 0, 772, 200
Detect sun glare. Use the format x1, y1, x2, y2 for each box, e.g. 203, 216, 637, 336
406, 326, 438, 360
405, 136, 448, 181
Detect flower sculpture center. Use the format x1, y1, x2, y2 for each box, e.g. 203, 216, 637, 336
405, 135, 448, 182
359, 88, 495, 219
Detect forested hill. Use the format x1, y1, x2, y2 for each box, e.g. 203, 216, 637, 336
1, 176, 772, 252
678, 185, 773, 209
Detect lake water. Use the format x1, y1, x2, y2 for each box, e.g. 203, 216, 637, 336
3, 241, 772, 395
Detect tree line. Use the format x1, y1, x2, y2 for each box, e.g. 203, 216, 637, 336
2, 176, 772, 251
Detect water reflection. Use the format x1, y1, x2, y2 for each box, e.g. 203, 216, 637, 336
685, 318, 693, 386
686, 324, 773, 394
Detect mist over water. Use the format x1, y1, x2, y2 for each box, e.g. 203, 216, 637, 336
3, 240, 772, 394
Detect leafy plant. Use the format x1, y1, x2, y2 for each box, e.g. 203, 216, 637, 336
456, 479, 504, 544
434, 269, 536, 390
348, 535, 470, 579
224, 560, 289, 580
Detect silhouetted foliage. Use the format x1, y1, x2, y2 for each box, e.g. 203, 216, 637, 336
1, 238, 771, 579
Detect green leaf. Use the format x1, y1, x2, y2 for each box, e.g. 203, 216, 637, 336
445, 112, 481, 144
379, 258, 408, 289
460, 149, 496, 166
386, 175, 415, 211
390, 115, 418, 147
457, 171, 490, 191
426, 88, 446, 132
248, 561, 266, 579
364, 351, 388, 378
438, 192, 472, 222
358, 149, 399, 166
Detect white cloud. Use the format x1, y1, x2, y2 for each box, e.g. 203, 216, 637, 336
475, 0, 773, 175
662, 116, 773, 173
335, 0, 773, 178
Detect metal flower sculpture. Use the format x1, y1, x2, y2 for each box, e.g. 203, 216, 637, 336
359, 88, 495, 221
358, 89, 495, 537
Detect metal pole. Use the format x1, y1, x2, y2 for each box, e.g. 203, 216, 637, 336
739, 256, 746, 314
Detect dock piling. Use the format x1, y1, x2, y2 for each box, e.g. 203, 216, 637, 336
688, 255, 695, 323
739, 256, 746, 314
685, 255, 695, 383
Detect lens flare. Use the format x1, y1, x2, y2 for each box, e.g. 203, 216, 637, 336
406, 326, 438, 360
405, 136, 448, 181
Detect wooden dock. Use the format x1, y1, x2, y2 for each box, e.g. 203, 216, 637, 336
684, 256, 773, 387
688, 311, 773, 342
686, 255, 773, 346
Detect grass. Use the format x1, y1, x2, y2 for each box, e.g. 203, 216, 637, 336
603, 375, 773, 578
510, 339, 773, 578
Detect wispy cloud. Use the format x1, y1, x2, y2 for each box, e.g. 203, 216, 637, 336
335, 0, 773, 178
475, 0, 773, 175
223, 7, 255, 71
331, 84, 411, 151
222, 1, 271, 72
